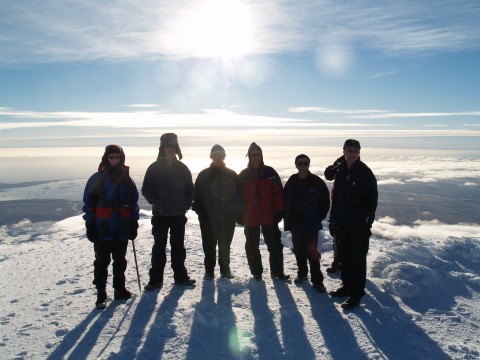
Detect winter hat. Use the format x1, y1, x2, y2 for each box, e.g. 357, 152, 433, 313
99, 144, 126, 171
210, 144, 226, 159
295, 154, 310, 164
343, 139, 361, 150
160, 133, 179, 146
247, 142, 262, 157
159, 132, 183, 160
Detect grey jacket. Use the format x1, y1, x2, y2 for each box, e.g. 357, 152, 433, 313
141, 158, 194, 216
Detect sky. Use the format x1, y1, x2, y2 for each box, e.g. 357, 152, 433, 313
1, 0, 480, 181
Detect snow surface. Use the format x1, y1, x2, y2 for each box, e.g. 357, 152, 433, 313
1, 182, 480, 359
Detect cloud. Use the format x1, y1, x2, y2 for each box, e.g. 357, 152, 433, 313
352, 111, 480, 119
1, 1, 479, 64
378, 178, 405, 185
373, 217, 480, 240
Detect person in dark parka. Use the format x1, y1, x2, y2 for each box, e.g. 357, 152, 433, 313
193, 144, 242, 280
142, 133, 196, 289
83, 144, 139, 308
284, 154, 330, 292
329, 139, 378, 310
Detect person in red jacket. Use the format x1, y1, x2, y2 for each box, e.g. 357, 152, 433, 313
238, 142, 289, 281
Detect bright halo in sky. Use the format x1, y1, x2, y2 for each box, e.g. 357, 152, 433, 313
171, 0, 257, 58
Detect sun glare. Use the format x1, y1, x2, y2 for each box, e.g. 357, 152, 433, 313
172, 0, 256, 58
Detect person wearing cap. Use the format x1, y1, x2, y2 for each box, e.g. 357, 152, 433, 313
83, 145, 140, 308
142, 133, 196, 289
328, 139, 378, 309
238, 142, 289, 281
284, 154, 330, 292
193, 145, 242, 280
323, 155, 346, 274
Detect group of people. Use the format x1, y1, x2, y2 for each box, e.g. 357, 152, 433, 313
83, 134, 378, 310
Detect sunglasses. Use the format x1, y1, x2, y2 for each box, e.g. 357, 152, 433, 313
345, 147, 360, 154
165, 144, 177, 149
108, 154, 121, 159
296, 161, 309, 166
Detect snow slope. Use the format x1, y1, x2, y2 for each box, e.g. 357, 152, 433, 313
1, 208, 479, 359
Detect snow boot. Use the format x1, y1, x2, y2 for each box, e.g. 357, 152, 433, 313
144, 282, 163, 291
114, 288, 132, 300
95, 289, 107, 309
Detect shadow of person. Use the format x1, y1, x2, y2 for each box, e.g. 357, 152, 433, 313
352, 280, 451, 359
271, 280, 315, 358
185, 279, 244, 359
48, 300, 131, 360
135, 285, 188, 358
303, 285, 368, 359
46, 309, 99, 360
249, 279, 284, 359
110, 289, 160, 358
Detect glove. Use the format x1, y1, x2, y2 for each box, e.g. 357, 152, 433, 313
274, 211, 283, 224
329, 222, 337, 237
85, 220, 97, 243
129, 221, 139, 240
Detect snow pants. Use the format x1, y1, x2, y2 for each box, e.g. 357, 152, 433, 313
93, 239, 128, 291
149, 215, 189, 284
199, 214, 236, 275
244, 224, 285, 276
291, 225, 323, 285
336, 226, 370, 299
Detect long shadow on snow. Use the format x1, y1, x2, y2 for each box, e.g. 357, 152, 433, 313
47, 301, 128, 360
347, 280, 450, 359
303, 283, 368, 359
249, 279, 284, 359
135, 285, 188, 359
185, 279, 243, 360
110, 290, 159, 358
272, 280, 316, 358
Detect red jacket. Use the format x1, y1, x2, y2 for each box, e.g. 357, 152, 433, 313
239, 165, 284, 227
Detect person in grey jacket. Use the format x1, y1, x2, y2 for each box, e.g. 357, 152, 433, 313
142, 133, 196, 289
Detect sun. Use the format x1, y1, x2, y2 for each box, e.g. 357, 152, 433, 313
171, 0, 256, 59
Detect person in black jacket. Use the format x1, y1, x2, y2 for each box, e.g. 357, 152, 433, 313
284, 154, 330, 292
328, 139, 378, 310
142, 133, 196, 289
323, 155, 345, 274
193, 145, 242, 280
83, 145, 139, 308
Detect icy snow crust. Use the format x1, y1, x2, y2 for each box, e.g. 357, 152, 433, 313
1, 208, 479, 360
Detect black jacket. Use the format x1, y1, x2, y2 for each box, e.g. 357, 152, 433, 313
193, 163, 242, 220
330, 159, 378, 227
284, 172, 330, 233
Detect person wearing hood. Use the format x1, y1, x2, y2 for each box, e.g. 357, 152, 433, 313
238, 142, 289, 281
193, 145, 242, 280
328, 139, 378, 310
284, 154, 330, 292
142, 133, 196, 289
83, 144, 139, 308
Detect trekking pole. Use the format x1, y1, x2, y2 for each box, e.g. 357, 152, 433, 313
131, 240, 142, 293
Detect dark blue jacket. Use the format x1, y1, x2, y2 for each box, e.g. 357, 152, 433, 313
284, 172, 330, 233
330, 159, 377, 227
83, 169, 139, 241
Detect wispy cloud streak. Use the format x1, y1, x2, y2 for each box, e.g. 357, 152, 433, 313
1, 1, 479, 64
